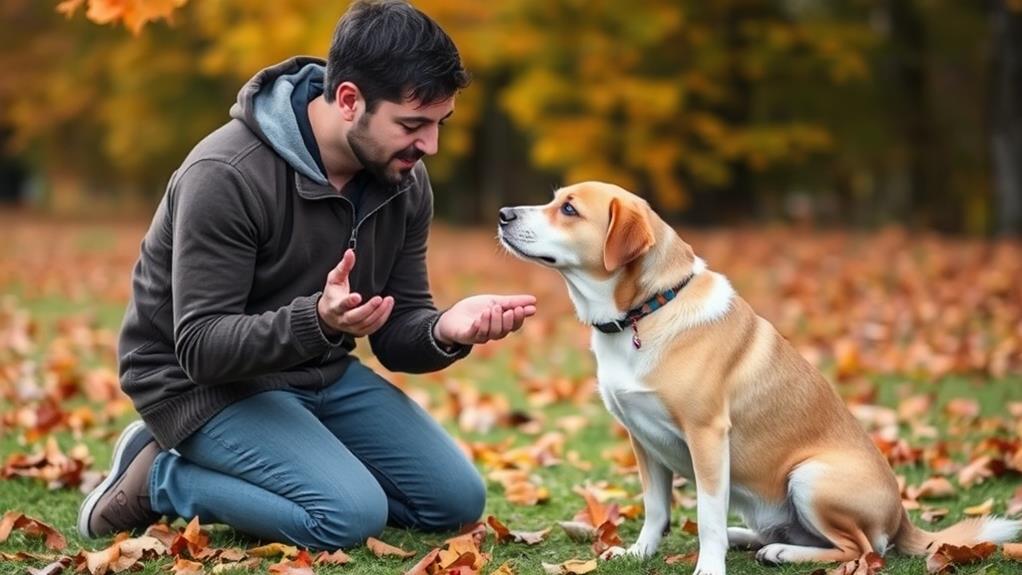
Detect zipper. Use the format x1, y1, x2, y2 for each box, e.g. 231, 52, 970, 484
346, 188, 408, 251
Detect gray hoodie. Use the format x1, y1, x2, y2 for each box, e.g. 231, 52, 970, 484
118, 56, 470, 449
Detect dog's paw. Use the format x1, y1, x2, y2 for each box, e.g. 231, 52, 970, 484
755, 544, 787, 566
625, 541, 657, 559
598, 546, 628, 561
599, 541, 658, 561
692, 559, 726, 575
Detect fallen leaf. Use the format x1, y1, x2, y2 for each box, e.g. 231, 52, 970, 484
210, 558, 262, 573
314, 549, 352, 565
926, 542, 997, 574
557, 521, 596, 543
591, 521, 622, 555
906, 477, 955, 501
826, 552, 885, 575
963, 498, 994, 516
403, 548, 440, 575
26, 556, 73, 575
681, 518, 699, 535
487, 515, 550, 545
541, 559, 598, 574
665, 552, 698, 565
920, 507, 950, 523
169, 558, 205, 575
0, 511, 67, 550
268, 550, 314, 575
366, 537, 416, 559
248, 543, 299, 559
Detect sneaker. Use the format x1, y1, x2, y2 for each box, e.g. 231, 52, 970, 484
77, 420, 161, 538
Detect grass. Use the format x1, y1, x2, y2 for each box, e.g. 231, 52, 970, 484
2, 265, 1022, 573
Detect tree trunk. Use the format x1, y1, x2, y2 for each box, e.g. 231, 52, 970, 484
991, 1, 1022, 236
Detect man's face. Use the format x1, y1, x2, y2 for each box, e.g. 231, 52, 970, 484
347, 96, 454, 186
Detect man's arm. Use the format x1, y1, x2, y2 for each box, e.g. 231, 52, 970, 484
369, 167, 471, 373
171, 159, 339, 385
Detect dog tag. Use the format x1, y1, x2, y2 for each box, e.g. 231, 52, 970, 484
632, 333, 642, 349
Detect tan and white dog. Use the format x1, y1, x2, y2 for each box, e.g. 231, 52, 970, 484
497, 181, 1019, 574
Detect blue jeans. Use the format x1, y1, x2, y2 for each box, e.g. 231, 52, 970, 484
147, 360, 485, 550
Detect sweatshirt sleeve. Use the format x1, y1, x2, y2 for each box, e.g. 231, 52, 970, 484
368, 165, 472, 372
170, 159, 339, 385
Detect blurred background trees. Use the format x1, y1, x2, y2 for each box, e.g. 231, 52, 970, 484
0, 0, 1019, 235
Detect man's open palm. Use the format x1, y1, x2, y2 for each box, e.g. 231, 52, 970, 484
434, 294, 537, 345
318, 249, 394, 337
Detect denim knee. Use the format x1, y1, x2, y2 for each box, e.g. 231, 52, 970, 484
294, 480, 388, 550
417, 470, 486, 531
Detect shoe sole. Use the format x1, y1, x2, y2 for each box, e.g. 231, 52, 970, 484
77, 420, 148, 539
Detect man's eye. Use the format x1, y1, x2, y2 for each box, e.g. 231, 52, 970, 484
561, 202, 578, 217
400, 123, 418, 132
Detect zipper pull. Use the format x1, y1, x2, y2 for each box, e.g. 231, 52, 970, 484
348, 233, 357, 251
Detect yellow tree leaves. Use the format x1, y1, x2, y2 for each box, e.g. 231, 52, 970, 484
35, 0, 878, 211
57, 0, 188, 35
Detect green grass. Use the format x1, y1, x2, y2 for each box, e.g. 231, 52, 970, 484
2, 301, 1022, 574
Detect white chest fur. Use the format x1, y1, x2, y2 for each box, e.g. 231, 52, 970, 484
593, 331, 694, 477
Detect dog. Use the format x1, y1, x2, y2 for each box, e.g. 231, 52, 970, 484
497, 181, 1020, 574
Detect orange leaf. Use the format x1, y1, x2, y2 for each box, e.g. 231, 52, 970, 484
665, 552, 698, 565
681, 518, 699, 535
314, 549, 352, 565
402, 548, 440, 575
541, 559, 598, 574
926, 542, 997, 574
591, 520, 622, 555
0, 511, 67, 550
366, 537, 416, 559
169, 558, 204, 575
1004, 542, 1022, 560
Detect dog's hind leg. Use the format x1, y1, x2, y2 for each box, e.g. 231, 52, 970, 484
726, 527, 763, 549
756, 458, 899, 565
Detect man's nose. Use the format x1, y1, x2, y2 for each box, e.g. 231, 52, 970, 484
417, 124, 439, 156
498, 207, 518, 226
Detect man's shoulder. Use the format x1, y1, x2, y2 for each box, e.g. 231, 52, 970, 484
181, 119, 280, 175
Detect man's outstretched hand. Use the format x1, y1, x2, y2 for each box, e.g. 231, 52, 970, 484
433, 294, 537, 346
318, 249, 394, 337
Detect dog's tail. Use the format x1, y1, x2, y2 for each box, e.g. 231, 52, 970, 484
893, 508, 1021, 556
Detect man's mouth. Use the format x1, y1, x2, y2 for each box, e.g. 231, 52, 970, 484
393, 149, 424, 168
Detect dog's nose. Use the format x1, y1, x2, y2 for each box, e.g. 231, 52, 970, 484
498, 207, 518, 226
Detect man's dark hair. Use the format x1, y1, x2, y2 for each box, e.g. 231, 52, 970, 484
324, 0, 470, 112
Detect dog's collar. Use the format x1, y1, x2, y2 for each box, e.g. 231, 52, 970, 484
592, 273, 695, 339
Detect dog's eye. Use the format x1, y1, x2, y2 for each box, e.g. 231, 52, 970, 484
560, 202, 578, 217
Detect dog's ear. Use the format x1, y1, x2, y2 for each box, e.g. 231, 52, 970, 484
604, 197, 655, 272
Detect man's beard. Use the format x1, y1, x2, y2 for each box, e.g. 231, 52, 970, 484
347, 117, 424, 186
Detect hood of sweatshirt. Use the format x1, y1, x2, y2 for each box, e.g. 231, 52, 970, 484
230, 56, 329, 186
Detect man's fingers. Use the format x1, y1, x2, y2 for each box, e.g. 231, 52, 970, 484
495, 294, 536, 309
498, 308, 515, 334
327, 249, 356, 285
340, 296, 382, 325
488, 304, 502, 338
355, 296, 393, 333
510, 306, 526, 331
522, 305, 537, 317
474, 308, 491, 341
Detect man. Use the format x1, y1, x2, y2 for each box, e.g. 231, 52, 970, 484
77, 0, 536, 550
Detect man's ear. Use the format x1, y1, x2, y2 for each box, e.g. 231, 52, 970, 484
603, 197, 655, 272
335, 82, 360, 121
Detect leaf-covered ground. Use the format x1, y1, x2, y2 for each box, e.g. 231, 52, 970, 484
1, 216, 1021, 574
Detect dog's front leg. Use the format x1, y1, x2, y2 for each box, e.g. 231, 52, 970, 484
627, 435, 673, 558
686, 419, 731, 575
